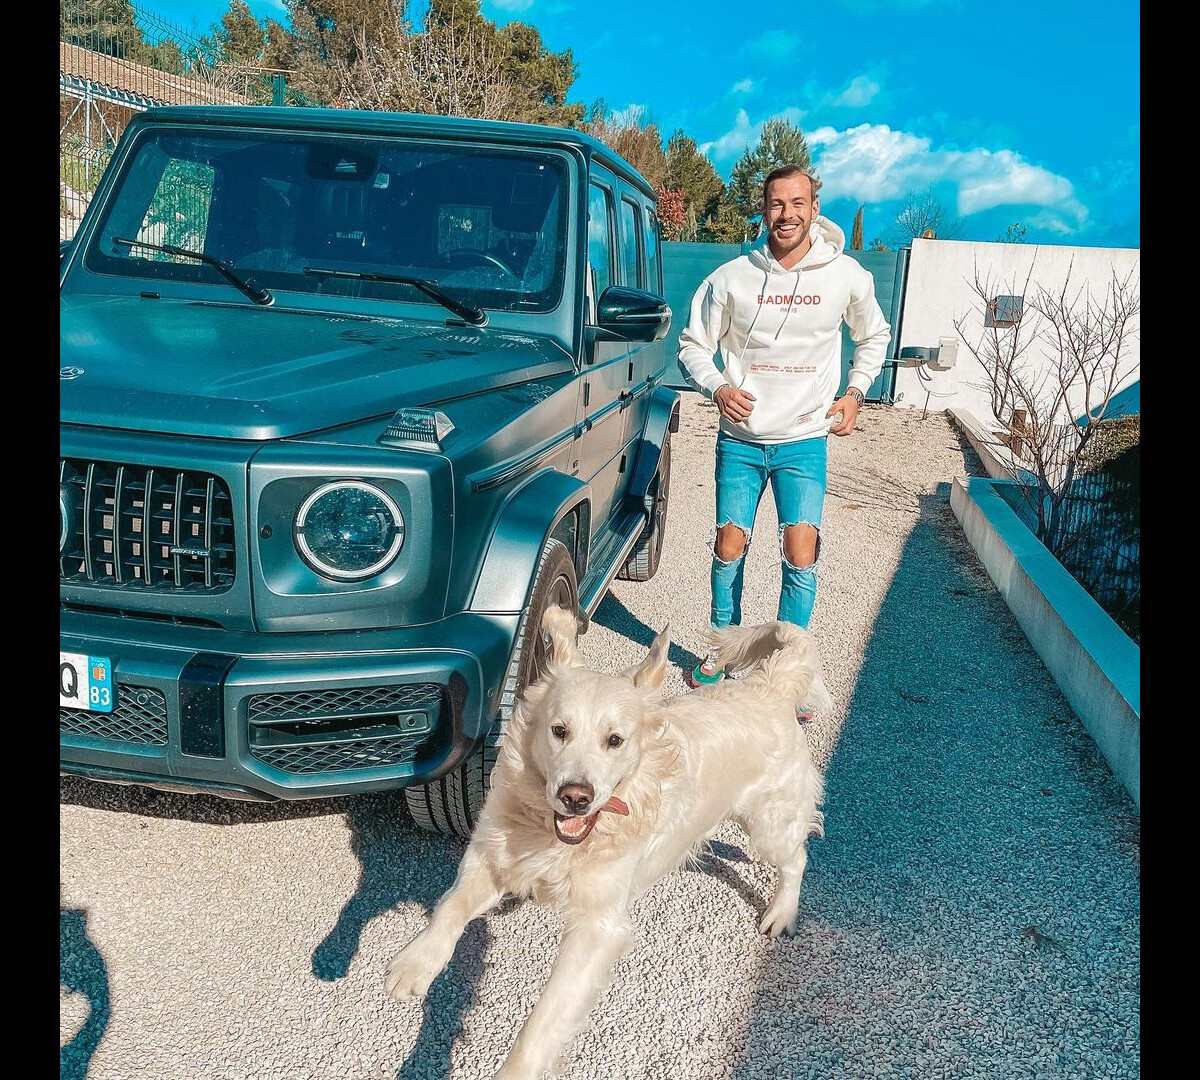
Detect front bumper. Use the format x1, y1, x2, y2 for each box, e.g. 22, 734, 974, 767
60, 607, 520, 800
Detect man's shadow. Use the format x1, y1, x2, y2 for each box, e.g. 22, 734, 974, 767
590, 592, 701, 675
60, 906, 110, 1080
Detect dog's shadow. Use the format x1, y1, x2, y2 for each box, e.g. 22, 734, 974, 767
310, 792, 496, 1079
683, 839, 768, 913
61, 779, 487, 1080
590, 592, 701, 676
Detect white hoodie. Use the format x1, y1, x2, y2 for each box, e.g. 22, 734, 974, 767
677, 216, 891, 444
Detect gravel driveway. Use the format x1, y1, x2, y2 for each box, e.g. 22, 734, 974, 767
60, 394, 1140, 1080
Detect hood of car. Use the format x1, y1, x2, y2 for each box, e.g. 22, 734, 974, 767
59, 294, 575, 440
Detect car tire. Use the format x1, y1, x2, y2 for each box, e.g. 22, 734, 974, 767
617, 429, 672, 582
404, 538, 579, 837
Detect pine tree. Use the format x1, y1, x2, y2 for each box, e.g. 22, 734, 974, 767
665, 131, 724, 231
205, 0, 265, 65
851, 205, 864, 251
725, 117, 814, 237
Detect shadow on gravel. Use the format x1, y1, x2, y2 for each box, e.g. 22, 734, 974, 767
60, 906, 110, 1080
309, 792, 491, 1080
58, 776, 346, 824
591, 591, 701, 675
727, 486, 1141, 1078
59, 777, 490, 1078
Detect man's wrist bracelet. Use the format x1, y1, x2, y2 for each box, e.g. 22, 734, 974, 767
846, 387, 865, 406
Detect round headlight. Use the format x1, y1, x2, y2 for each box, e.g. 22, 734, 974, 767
294, 481, 404, 581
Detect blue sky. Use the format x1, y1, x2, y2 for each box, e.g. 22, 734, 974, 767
149, 0, 1140, 248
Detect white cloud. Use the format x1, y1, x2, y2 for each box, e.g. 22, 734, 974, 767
830, 74, 881, 108
700, 107, 806, 162
608, 103, 649, 128
732, 78, 754, 94
809, 123, 1088, 231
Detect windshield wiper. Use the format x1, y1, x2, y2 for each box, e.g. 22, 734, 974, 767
303, 267, 487, 327
112, 237, 273, 306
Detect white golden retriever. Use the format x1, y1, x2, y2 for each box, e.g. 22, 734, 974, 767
385, 607, 829, 1079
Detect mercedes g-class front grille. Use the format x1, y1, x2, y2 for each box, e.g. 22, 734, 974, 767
60, 458, 235, 592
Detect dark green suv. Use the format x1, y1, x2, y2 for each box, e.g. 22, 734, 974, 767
59, 106, 677, 835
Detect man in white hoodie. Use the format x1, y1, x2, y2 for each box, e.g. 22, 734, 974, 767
678, 165, 891, 694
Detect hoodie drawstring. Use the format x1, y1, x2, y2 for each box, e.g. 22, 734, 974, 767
774, 268, 803, 340
732, 263, 771, 387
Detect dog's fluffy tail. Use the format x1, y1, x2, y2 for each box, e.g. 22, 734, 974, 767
707, 621, 833, 713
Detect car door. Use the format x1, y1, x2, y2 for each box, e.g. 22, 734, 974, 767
578, 175, 633, 532
615, 194, 667, 476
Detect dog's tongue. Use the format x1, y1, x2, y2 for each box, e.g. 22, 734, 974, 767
600, 796, 629, 816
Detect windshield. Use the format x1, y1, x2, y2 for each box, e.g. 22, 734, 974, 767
84, 128, 570, 314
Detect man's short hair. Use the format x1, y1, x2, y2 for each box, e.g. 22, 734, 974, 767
762, 166, 821, 203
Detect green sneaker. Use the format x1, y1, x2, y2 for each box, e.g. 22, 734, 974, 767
689, 649, 725, 688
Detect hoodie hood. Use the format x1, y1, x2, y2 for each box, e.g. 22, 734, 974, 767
747, 215, 845, 273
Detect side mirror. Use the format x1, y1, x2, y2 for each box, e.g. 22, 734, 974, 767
60, 239, 74, 264
596, 286, 671, 343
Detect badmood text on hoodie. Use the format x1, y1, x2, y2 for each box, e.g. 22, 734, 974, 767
677, 216, 891, 444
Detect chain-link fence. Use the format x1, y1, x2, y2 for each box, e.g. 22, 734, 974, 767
59, 0, 293, 240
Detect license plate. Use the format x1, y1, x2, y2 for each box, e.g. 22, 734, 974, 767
60, 652, 114, 713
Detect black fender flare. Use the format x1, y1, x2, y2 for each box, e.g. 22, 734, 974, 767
625, 385, 680, 511
469, 469, 591, 613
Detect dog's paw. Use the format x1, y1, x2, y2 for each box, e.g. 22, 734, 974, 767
758, 905, 800, 939
383, 946, 440, 1002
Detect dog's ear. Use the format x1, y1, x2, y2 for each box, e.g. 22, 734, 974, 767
540, 604, 583, 667
625, 624, 669, 691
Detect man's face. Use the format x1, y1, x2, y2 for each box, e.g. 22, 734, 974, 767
764, 175, 818, 260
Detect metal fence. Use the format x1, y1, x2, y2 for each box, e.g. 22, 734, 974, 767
59, 0, 293, 240
1053, 453, 1140, 643
661, 243, 907, 401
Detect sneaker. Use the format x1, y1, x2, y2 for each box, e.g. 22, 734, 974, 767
795, 705, 814, 724
689, 649, 725, 687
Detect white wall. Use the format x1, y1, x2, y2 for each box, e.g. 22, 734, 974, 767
893, 239, 1141, 423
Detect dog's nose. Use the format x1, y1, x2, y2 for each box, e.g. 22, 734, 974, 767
557, 783, 594, 815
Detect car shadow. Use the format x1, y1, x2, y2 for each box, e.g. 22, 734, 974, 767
60, 906, 110, 1080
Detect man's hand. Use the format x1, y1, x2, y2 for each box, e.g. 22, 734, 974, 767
827, 393, 861, 436
714, 384, 756, 423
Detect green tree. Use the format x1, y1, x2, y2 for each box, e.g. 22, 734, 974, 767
704, 195, 752, 244
664, 131, 723, 238
867, 236, 890, 253
206, 0, 265, 65
279, 0, 407, 106
997, 222, 1029, 243
850, 205, 864, 251
497, 20, 584, 127
725, 117, 814, 237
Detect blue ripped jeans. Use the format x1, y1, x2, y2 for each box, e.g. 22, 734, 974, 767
711, 432, 827, 630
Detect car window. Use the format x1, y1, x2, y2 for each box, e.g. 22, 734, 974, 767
85, 129, 570, 314
587, 183, 614, 304
618, 197, 641, 289
643, 204, 661, 293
